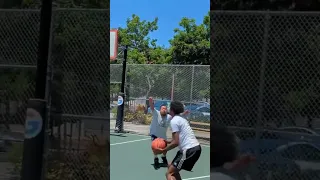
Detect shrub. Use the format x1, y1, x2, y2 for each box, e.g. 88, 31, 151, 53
8, 143, 22, 180
111, 106, 117, 114
135, 104, 145, 112
8, 136, 109, 180
124, 111, 152, 125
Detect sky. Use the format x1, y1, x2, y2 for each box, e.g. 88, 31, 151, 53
110, 0, 209, 47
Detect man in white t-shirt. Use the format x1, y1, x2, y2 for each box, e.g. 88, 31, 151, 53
149, 97, 189, 169
154, 100, 201, 180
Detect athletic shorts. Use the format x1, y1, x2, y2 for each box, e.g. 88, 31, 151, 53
150, 134, 158, 141
150, 135, 167, 146
171, 145, 201, 171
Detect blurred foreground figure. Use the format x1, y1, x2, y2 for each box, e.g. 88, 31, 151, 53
210, 124, 255, 180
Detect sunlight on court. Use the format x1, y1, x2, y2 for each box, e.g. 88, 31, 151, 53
110, 133, 210, 180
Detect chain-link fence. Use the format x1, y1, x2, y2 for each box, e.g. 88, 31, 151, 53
110, 64, 210, 142
0, 9, 39, 179
0, 9, 109, 180
212, 11, 320, 180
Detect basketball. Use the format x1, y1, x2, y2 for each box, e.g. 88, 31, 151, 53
151, 138, 166, 150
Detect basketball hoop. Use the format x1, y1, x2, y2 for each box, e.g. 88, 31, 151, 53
110, 30, 118, 61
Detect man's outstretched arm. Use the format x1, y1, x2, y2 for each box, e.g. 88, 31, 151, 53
149, 97, 155, 112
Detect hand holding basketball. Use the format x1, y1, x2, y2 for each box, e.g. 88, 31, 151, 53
153, 148, 165, 155
151, 138, 166, 154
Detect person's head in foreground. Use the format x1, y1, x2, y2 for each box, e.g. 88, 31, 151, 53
169, 101, 184, 117
159, 104, 168, 117
211, 123, 239, 168
211, 123, 255, 180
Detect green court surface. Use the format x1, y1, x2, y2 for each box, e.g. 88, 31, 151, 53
110, 133, 210, 180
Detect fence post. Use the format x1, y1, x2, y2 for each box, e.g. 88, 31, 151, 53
254, 13, 270, 179
41, 9, 55, 179
190, 65, 195, 103
20, 1, 53, 179
115, 45, 128, 133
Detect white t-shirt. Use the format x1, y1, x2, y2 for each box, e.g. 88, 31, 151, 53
149, 110, 172, 140
170, 115, 199, 150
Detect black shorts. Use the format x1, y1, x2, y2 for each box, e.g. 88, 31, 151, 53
171, 145, 201, 171
150, 135, 167, 146
150, 134, 158, 141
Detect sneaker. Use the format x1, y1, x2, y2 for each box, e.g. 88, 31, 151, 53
154, 157, 160, 167
161, 156, 168, 165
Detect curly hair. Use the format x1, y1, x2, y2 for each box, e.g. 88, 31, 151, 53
211, 123, 239, 168
169, 101, 184, 115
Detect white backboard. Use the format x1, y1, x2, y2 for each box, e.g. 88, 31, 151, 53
110, 30, 118, 60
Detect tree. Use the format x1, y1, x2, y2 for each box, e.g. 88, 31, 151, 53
116, 14, 171, 64
169, 12, 210, 65
110, 14, 210, 108
112, 14, 172, 107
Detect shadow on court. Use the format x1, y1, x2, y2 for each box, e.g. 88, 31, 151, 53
110, 133, 210, 180
110, 133, 128, 137
151, 163, 168, 170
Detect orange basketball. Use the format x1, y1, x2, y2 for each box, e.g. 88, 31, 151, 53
151, 138, 166, 150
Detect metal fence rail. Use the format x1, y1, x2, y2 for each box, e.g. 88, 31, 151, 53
0, 9, 109, 180
111, 64, 210, 102
212, 11, 320, 180
110, 64, 210, 139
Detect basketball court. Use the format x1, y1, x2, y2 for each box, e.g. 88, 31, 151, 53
110, 30, 209, 180
110, 133, 210, 180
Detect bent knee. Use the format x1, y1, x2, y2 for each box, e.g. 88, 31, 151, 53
165, 171, 176, 177
166, 165, 178, 175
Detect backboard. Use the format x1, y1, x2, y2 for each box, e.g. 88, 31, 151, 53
110, 30, 118, 60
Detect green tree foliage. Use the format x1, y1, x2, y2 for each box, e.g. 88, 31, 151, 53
8, 136, 109, 180
111, 14, 210, 103
113, 13, 210, 65
116, 14, 171, 64
169, 12, 210, 65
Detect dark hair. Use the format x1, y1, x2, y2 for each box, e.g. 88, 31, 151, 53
160, 104, 167, 109
211, 123, 238, 168
170, 101, 184, 115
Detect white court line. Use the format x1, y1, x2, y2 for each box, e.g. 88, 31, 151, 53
110, 138, 150, 146
122, 131, 210, 148
183, 175, 210, 180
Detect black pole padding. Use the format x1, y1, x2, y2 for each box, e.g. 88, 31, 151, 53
20, 0, 52, 179
115, 46, 128, 133
20, 99, 47, 180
